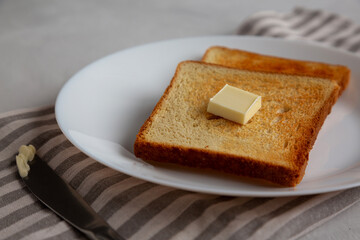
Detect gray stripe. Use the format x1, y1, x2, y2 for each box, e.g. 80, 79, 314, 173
42, 229, 85, 240
348, 40, 360, 52
98, 182, 156, 220
229, 196, 314, 240
0, 188, 28, 208
45, 231, 85, 240
238, 15, 276, 35
302, 14, 338, 37
195, 197, 272, 240
0, 155, 17, 171
0, 171, 20, 188
0, 107, 54, 129
42, 140, 73, 162
150, 195, 233, 240
332, 26, 360, 47
84, 173, 131, 204
316, 20, 351, 42
333, 36, 347, 47
27, 128, 63, 152
54, 152, 89, 176
271, 32, 288, 38
0, 118, 57, 152
268, 188, 360, 240
4, 214, 61, 240
118, 189, 191, 239
283, 7, 305, 21
291, 10, 322, 29
69, 162, 107, 190
254, 24, 281, 36
0, 202, 45, 231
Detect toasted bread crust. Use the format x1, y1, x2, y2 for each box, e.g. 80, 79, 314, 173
202, 46, 350, 95
134, 61, 340, 187
134, 141, 302, 186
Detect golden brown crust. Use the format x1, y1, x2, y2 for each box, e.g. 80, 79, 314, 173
202, 46, 350, 95
287, 82, 340, 181
134, 141, 301, 187
134, 60, 340, 187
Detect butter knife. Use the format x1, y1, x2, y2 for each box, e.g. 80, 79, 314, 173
19, 153, 124, 240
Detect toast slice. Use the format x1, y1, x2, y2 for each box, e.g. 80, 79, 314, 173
134, 61, 340, 187
202, 46, 350, 96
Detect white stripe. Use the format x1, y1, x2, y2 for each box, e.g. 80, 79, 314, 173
0, 106, 52, 120
0, 165, 16, 179
0, 211, 52, 240
0, 194, 35, 217
283, 7, 306, 20
340, 33, 360, 51
312, 18, 351, 41
294, 11, 332, 34
328, 23, 360, 45
289, 194, 359, 240
61, 157, 95, 182
47, 146, 83, 169
77, 167, 120, 197
287, 8, 318, 28
36, 134, 68, 156
245, 12, 286, 35
306, 18, 343, 40
20, 221, 73, 240
247, 12, 298, 38
239, 11, 282, 35
282, 11, 310, 27
109, 185, 173, 228
91, 177, 145, 211
249, 192, 340, 240
174, 197, 251, 240
0, 113, 54, 134
261, 24, 297, 37
0, 180, 24, 197
212, 197, 295, 240
129, 193, 204, 240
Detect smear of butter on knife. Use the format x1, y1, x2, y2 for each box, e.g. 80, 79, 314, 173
16, 145, 36, 178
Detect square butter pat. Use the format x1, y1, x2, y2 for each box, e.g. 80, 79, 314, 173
207, 84, 261, 124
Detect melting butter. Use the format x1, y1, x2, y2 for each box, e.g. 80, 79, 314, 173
16, 145, 36, 178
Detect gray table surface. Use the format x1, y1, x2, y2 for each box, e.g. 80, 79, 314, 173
1, 0, 359, 239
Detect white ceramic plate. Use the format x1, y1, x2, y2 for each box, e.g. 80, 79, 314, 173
55, 36, 360, 197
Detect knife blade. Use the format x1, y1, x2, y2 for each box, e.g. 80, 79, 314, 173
21, 154, 124, 240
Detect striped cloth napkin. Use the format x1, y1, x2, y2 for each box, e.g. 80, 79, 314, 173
238, 6, 360, 53
1, 7, 359, 240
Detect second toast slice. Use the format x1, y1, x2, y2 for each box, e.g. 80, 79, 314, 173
202, 46, 350, 95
